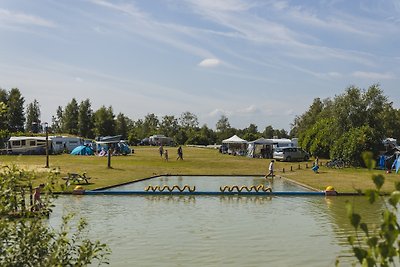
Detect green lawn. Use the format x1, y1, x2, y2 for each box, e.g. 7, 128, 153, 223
1, 146, 399, 193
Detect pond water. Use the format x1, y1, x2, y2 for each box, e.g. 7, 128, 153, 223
50, 176, 384, 266
102, 175, 311, 192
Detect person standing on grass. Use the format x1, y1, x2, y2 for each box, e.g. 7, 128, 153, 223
177, 146, 183, 160
312, 156, 319, 173
265, 160, 275, 179
164, 149, 169, 161
159, 145, 164, 158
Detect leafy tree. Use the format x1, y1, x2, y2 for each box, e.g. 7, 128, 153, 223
115, 112, 130, 140
332, 85, 388, 137
0, 88, 7, 104
273, 128, 289, 139
129, 119, 146, 142
0, 87, 8, 130
7, 88, 25, 132
290, 98, 324, 137
174, 128, 188, 145
300, 118, 336, 158
25, 99, 41, 133
62, 98, 79, 135
179, 111, 198, 129
159, 115, 178, 137
0, 165, 110, 266
330, 126, 380, 166
215, 115, 235, 143
381, 104, 400, 141
51, 106, 63, 134
200, 124, 217, 145
78, 99, 94, 138
343, 152, 400, 266
187, 124, 216, 145
0, 102, 9, 148
94, 105, 115, 137
143, 113, 159, 136
242, 123, 260, 141
295, 84, 394, 162
263, 125, 274, 138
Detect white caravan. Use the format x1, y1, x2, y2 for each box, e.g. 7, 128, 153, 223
50, 136, 83, 153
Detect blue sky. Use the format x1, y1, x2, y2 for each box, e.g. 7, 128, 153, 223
0, 0, 399, 131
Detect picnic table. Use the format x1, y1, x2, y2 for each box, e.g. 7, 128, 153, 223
62, 172, 91, 186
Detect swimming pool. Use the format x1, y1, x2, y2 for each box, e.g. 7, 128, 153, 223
50, 193, 383, 266
88, 175, 320, 196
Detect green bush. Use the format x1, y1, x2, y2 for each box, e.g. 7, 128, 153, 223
341, 152, 400, 266
0, 165, 110, 266
330, 126, 379, 166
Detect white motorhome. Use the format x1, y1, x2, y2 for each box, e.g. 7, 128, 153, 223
50, 136, 83, 153
149, 135, 174, 146
6, 136, 49, 155
272, 138, 295, 149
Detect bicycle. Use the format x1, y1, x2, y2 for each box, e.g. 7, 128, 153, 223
325, 158, 345, 169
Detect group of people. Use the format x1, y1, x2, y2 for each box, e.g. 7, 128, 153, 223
159, 145, 183, 161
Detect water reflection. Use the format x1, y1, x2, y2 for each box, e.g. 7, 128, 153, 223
144, 195, 196, 204
50, 193, 387, 266
219, 195, 272, 204
305, 195, 385, 265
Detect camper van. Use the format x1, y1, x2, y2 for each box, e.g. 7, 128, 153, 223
95, 135, 132, 155
149, 135, 174, 146
6, 136, 50, 155
50, 136, 84, 154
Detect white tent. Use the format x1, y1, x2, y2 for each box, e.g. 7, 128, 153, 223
222, 135, 247, 156
222, 135, 247, 144
247, 138, 274, 158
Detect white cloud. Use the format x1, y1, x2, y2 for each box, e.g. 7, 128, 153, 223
208, 108, 232, 117
198, 58, 221, 68
89, 0, 214, 58
184, 0, 255, 12
0, 8, 56, 28
238, 105, 260, 114
351, 71, 395, 80
285, 109, 294, 116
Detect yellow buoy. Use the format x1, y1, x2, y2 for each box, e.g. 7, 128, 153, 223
325, 186, 335, 191
72, 185, 85, 195
325, 185, 337, 196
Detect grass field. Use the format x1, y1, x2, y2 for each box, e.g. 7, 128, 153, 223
1, 146, 399, 193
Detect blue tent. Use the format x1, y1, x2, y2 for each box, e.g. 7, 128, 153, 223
70, 145, 94, 156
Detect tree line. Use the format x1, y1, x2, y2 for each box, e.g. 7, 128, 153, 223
2, 84, 398, 165
291, 84, 400, 165
0, 87, 289, 147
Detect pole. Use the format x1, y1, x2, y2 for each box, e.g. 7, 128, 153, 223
45, 123, 49, 168
107, 144, 112, 168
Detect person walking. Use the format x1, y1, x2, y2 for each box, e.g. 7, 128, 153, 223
164, 149, 169, 161
177, 146, 183, 160
265, 160, 275, 179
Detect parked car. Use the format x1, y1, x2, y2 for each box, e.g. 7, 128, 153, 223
273, 147, 309, 162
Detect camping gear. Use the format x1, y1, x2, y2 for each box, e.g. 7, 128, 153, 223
70, 145, 94, 155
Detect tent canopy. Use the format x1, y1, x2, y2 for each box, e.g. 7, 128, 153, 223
248, 137, 274, 145
70, 145, 94, 156
222, 135, 247, 144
